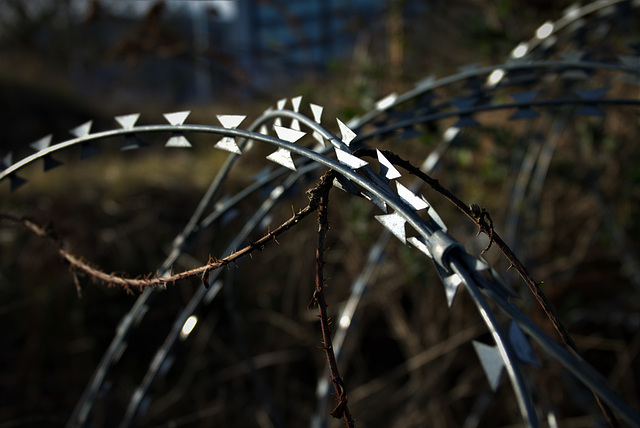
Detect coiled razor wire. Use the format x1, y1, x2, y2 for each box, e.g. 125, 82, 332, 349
2, 1, 640, 426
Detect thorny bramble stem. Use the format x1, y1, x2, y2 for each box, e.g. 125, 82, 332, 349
308, 171, 355, 427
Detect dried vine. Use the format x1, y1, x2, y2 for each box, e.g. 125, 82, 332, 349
307, 171, 355, 427
0, 181, 324, 293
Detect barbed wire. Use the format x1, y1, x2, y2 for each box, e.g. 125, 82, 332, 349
1, 1, 639, 427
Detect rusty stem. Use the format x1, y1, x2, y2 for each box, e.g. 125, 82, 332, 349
1, 196, 317, 293
309, 172, 355, 427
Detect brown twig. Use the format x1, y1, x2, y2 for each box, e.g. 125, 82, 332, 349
308, 171, 355, 427
0, 194, 318, 293
353, 148, 619, 427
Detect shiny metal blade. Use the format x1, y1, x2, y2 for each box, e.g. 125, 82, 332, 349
376, 149, 401, 180
334, 148, 368, 170
375, 212, 406, 243
266, 148, 296, 171
336, 118, 357, 146
115, 113, 140, 129
70, 121, 93, 138
30, 134, 53, 151
473, 341, 505, 391
163, 111, 190, 126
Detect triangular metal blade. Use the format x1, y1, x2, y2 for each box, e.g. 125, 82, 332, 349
276, 98, 287, 110
509, 322, 540, 367
510, 42, 530, 59
1, 152, 13, 170
407, 236, 432, 258
163, 111, 190, 126
335, 148, 368, 169
310, 103, 323, 123
10, 174, 27, 192
30, 134, 53, 151
121, 134, 149, 151
43, 154, 63, 171
563, 4, 580, 19
291, 96, 302, 129
375, 93, 397, 110
454, 114, 480, 128
472, 341, 505, 391
217, 114, 246, 129
214, 137, 242, 154
165, 133, 192, 148
486, 68, 506, 87
434, 262, 462, 307
459, 252, 519, 299
81, 142, 101, 159
443, 272, 462, 307
375, 212, 406, 243
70, 120, 93, 138
273, 125, 306, 143
259, 125, 269, 135
333, 175, 361, 196
266, 148, 296, 171
336, 118, 357, 146
309, 104, 325, 145
428, 206, 448, 232
377, 149, 402, 180
291, 96, 302, 112
115, 113, 140, 129
362, 189, 387, 212
312, 130, 325, 146
507, 91, 540, 119
534, 20, 554, 39
415, 75, 436, 90
619, 55, 640, 69
461, 252, 489, 273
396, 182, 429, 211
460, 253, 520, 300
443, 127, 461, 143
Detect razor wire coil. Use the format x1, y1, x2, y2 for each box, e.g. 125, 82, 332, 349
2, 1, 640, 427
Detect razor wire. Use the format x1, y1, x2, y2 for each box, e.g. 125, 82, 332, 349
2, 0, 640, 426
2, 99, 639, 426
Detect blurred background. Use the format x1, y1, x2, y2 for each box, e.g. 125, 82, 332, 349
1, 0, 639, 427
0, 0, 576, 146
